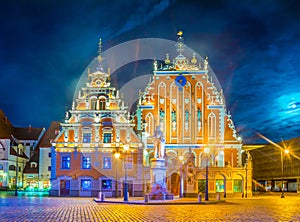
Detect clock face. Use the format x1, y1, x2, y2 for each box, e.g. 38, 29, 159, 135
175, 75, 187, 87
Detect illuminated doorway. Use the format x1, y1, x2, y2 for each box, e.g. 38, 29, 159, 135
170, 173, 180, 196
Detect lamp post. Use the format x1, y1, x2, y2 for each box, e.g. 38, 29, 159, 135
123, 144, 129, 201
179, 155, 184, 198
204, 148, 210, 201
281, 149, 289, 198
15, 144, 23, 196
114, 152, 120, 198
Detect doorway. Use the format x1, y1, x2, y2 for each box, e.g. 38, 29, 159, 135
60, 180, 70, 196
123, 180, 133, 197
171, 173, 180, 196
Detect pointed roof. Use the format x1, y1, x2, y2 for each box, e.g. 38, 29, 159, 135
23, 150, 39, 174
39, 121, 61, 148
10, 146, 29, 159
14, 126, 44, 140
0, 109, 14, 139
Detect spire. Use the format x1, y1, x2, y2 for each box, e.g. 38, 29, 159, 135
176, 31, 185, 54
164, 53, 170, 65
97, 38, 103, 71
98, 38, 102, 55
191, 53, 197, 64
204, 56, 209, 70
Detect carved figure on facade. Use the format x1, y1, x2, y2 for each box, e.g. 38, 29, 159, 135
153, 126, 165, 159
159, 108, 165, 121
197, 107, 202, 130
171, 109, 176, 122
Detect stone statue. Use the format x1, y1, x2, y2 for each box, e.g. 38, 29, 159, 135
153, 126, 165, 159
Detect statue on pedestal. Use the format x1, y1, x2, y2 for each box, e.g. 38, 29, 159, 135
153, 126, 165, 159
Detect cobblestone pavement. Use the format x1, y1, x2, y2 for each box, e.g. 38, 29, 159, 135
0, 194, 300, 221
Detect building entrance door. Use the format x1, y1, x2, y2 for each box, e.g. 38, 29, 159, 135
123, 180, 133, 197
171, 173, 180, 196
60, 180, 70, 196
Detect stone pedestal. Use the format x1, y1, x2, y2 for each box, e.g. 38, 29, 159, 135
149, 158, 173, 200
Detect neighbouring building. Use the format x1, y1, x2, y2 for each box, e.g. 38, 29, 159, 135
246, 137, 300, 193
23, 121, 61, 191
38, 121, 61, 190
50, 41, 143, 197
136, 32, 251, 197
0, 109, 45, 190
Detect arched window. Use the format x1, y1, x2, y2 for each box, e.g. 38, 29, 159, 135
145, 113, 154, 136
9, 165, 16, 171
208, 113, 216, 138
200, 152, 212, 168
90, 98, 97, 110
99, 98, 106, 110
102, 127, 113, 143
30, 162, 38, 168
217, 151, 224, 167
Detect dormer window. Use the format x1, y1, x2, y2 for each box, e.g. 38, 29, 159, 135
30, 162, 37, 168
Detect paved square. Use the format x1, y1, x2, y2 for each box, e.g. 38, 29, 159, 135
0, 194, 300, 221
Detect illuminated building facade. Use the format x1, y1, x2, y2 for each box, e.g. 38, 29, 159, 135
50, 33, 252, 198
0, 110, 45, 190
246, 137, 300, 193
50, 41, 143, 197
136, 33, 251, 197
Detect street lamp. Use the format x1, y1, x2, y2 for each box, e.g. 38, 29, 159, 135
114, 152, 120, 198
204, 148, 210, 201
281, 149, 289, 198
15, 144, 23, 196
123, 144, 129, 201
179, 155, 184, 198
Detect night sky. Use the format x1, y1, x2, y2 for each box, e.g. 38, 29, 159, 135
1, 0, 300, 144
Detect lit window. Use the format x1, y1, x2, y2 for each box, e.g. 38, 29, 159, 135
99, 98, 106, 110
217, 151, 224, 167
103, 133, 111, 143
9, 165, 16, 171
83, 133, 91, 143
233, 180, 242, 192
90, 99, 97, 110
208, 113, 216, 138
0, 164, 3, 170
61, 156, 71, 169
103, 157, 111, 169
198, 180, 206, 193
216, 179, 224, 192
82, 156, 91, 169
81, 179, 91, 190
101, 179, 112, 190
125, 156, 133, 169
